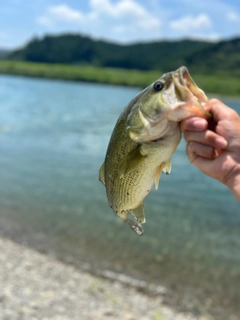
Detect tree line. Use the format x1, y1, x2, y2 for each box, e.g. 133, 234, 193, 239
6, 33, 240, 76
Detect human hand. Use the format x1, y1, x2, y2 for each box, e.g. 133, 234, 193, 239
180, 99, 240, 201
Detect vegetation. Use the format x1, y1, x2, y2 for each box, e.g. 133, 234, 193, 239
5, 33, 240, 77
0, 60, 240, 96
0, 50, 8, 59
6, 34, 212, 72
0, 60, 161, 87
1, 33, 240, 96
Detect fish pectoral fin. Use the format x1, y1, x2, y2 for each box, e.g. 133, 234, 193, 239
163, 159, 172, 175
99, 163, 105, 185
119, 146, 146, 177
130, 204, 146, 224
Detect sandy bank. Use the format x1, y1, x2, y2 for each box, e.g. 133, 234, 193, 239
0, 236, 207, 320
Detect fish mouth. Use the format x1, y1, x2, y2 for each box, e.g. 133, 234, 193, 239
174, 66, 208, 106
171, 66, 211, 120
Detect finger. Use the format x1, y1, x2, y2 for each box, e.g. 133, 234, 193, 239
186, 143, 197, 164
183, 130, 228, 149
180, 117, 208, 132
185, 143, 215, 177
186, 141, 216, 160
205, 99, 239, 121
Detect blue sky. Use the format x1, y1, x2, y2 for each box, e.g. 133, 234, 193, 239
1, 0, 240, 49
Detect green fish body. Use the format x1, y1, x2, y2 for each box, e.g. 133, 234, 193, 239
99, 66, 210, 235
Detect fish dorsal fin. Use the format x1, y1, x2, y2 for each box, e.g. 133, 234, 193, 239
99, 163, 105, 185
163, 159, 172, 175
130, 203, 146, 223
119, 146, 146, 177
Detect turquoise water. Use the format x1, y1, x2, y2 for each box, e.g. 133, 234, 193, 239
0, 74, 239, 318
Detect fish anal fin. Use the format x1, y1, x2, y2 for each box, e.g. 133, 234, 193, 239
163, 159, 172, 175
99, 163, 105, 185
130, 204, 146, 224
119, 146, 146, 177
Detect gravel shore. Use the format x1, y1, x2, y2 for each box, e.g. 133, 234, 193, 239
0, 236, 207, 320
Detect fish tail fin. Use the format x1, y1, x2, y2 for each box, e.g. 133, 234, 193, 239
126, 219, 144, 236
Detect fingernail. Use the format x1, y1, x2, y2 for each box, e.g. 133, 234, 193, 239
215, 137, 228, 149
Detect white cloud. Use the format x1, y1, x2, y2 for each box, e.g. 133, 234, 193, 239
89, 0, 154, 20
111, 0, 161, 30
170, 14, 212, 32
36, 1, 161, 41
89, 0, 115, 17
227, 12, 240, 22
37, 4, 84, 26
48, 5, 83, 22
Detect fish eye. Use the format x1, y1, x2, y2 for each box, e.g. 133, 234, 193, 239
153, 81, 164, 92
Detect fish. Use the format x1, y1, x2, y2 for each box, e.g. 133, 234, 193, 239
99, 66, 211, 235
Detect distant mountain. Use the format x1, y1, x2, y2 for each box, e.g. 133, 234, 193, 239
6, 34, 240, 75
185, 37, 240, 74
0, 49, 9, 59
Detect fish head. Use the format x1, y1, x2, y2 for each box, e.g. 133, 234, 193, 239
127, 66, 211, 142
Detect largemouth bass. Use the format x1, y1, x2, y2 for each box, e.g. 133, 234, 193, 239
99, 66, 210, 235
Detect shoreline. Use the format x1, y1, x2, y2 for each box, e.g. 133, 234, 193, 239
0, 60, 240, 97
0, 235, 208, 320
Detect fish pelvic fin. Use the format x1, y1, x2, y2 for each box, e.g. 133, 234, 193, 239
99, 163, 105, 185
154, 163, 165, 190
130, 203, 146, 224
119, 145, 146, 177
163, 159, 172, 175
155, 160, 172, 190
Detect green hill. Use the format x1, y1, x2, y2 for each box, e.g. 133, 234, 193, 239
3, 34, 240, 96
0, 49, 9, 59
185, 37, 240, 75
7, 33, 240, 76
6, 34, 216, 72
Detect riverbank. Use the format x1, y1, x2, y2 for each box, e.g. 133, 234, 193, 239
0, 235, 208, 320
0, 60, 240, 96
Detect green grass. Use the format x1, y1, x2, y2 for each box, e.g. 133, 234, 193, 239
0, 60, 160, 88
192, 74, 240, 97
0, 60, 240, 97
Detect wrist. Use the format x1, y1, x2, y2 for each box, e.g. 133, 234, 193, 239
225, 164, 240, 202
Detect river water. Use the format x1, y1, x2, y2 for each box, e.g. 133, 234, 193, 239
0, 74, 239, 318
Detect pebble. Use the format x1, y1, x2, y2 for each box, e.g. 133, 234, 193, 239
0, 236, 207, 320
